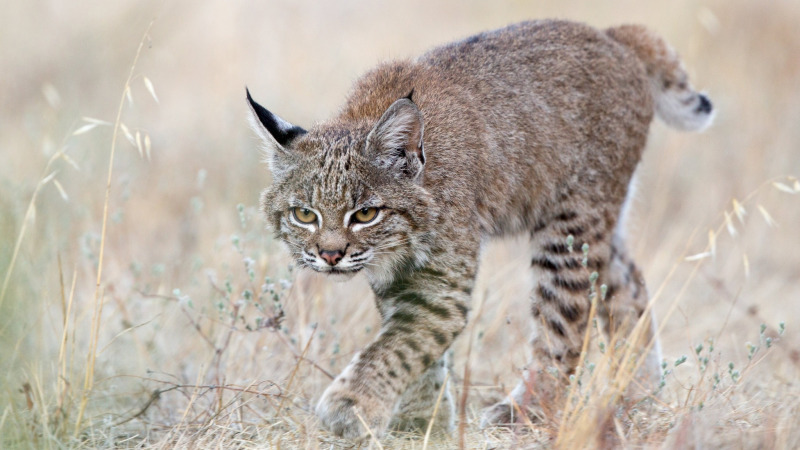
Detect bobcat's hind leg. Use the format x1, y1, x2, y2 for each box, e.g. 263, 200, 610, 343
481, 208, 611, 427
600, 235, 662, 394
389, 354, 455, 434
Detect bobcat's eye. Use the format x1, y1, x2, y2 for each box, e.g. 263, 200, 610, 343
292, 207, 318, 224
353, 207, 378, 224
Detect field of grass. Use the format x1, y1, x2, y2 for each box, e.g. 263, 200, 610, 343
2, 0, 799, 448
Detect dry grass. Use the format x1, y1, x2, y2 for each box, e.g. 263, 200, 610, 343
2, 0, 800, 448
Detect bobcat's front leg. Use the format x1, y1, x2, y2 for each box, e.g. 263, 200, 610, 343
316, 265, 471, 439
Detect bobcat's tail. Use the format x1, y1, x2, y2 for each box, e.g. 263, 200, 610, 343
606, 25, 714, 132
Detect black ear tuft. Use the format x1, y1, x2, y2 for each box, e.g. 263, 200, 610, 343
405, 88, 415, 102
246, 87, 306, 146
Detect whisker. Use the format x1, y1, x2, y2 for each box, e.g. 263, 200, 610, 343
373, 240, 410, 250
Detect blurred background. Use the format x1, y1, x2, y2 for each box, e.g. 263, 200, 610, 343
1, 0, 799, 446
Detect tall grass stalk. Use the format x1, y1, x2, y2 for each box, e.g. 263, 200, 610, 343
0, 150, 69, 313
422, 371, 450, 449
56, 267, 78, 435
457, 288, 488, 449
555, 284, 600, 443
73, 19, 156, 436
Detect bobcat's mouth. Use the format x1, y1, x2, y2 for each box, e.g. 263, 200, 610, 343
325, 266, 363, 274
305, 262, 364, 275
317, 265, 362, 282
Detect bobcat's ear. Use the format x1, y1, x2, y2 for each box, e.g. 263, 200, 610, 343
365, 93, 425, 180
246, 88, 306, 177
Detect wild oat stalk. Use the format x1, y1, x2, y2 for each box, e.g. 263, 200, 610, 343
73, 19, 156, 436
555, 283, 600, 443
457, 287, 489, 449
0, 150, 69, 312
422, 371, 450, 449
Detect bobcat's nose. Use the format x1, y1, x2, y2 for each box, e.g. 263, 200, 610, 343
319, 248, 345, 266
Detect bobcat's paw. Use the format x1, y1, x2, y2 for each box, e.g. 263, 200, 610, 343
316, 381, 391, 439
479, 398, 546, 428
390, 386, 456, 434
480, 370, 557, 428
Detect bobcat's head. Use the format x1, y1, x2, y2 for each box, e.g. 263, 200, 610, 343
247, 89, 436, 286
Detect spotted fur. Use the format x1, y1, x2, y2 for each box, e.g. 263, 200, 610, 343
248, 19, 712, 439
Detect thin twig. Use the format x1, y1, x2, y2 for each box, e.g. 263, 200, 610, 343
277, 326, 317, 420
274, 328, 334, 380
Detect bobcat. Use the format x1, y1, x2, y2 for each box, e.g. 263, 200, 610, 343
247, 19, 713, 439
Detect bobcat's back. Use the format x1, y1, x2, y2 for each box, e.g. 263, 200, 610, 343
340, 20, 656, 237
